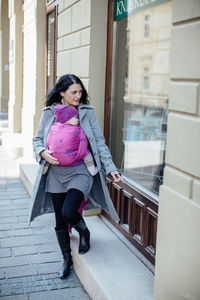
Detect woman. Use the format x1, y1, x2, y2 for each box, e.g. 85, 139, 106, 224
29, 74, 123, 279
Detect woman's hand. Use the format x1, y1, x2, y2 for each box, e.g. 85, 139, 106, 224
40, 150, 59, 165
110, 171, 124, 183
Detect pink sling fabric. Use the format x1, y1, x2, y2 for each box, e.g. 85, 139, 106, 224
46, 122, 89, 166
46, 113, 90, 221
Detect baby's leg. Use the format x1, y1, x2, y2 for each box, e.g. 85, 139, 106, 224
83, 153, 98, 176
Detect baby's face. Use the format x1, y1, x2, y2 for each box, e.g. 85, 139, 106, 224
66, 115, 79, 126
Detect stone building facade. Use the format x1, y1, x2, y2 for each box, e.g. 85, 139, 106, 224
0, 0, 200, 299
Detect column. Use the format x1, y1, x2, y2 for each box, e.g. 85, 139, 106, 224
0, 0, 9, 112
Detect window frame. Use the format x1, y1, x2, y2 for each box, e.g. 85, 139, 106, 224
144, 13, 151, 39
45, 0, 57, 97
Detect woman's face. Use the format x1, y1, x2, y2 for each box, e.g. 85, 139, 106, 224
60, 84, 82, 107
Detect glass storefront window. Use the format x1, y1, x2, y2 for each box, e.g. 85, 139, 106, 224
111, 0, 172, 195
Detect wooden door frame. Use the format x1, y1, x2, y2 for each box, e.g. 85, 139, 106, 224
104, 0, 114, 146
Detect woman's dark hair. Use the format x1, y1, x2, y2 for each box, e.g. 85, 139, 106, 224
45, 74, 90, 106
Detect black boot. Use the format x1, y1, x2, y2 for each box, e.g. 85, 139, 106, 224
73, 217, 90, 254
55, 228, 73, 279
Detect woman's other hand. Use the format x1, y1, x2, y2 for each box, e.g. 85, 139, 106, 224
40, 150, 59, 165
110, 171, 124, 183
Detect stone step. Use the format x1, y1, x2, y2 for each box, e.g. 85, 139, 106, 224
71, 215, 154, 300
0, 117, 8, 124
0, 127, 9, 133
20, 162, 155, 300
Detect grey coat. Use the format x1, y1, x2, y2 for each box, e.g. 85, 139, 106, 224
28, 104, 120, 224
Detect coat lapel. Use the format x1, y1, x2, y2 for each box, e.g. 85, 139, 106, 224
43, 107, 55, 147
78, 107, 86, 123
78, 105, 94, 123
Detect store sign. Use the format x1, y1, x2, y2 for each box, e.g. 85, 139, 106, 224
114, 0, 127, 21
114, 0, 171, 20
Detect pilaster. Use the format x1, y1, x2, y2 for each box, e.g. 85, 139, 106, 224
155, 1, 200, 299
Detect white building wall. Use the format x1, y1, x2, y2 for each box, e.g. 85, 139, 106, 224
8, 0, 23, 132
0, 0, 9, 112
57, 0, 108, 128
22, 0, 46, 158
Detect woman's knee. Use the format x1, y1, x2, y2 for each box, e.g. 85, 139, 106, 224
61, 189, 84, 224
61, 206, 72, 223
61, 206, 80, 224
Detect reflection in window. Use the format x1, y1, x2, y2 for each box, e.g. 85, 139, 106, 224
111, 1, 172, 195
143, 67, 149, 90
144, 14, 150, 38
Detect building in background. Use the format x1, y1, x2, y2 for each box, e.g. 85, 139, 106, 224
0, 0, 9, 113
0, 0, 200, 299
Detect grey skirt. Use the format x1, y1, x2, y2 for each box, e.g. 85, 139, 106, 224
45, 163, 93, 199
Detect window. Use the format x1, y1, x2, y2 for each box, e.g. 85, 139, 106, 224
110, 1, 172, 195
46, 1, 57, 95
143, 67, 149, 90
144, 14, 150, 38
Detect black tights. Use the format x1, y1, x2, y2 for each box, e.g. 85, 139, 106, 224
52, 189, 84, 231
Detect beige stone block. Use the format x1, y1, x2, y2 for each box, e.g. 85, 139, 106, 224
0, 0, 9, 112
71, 46, 90, 77
155, 185, 200, 300
63, 32, 80, 50
58, 8, 71, 37
166, 113, 200, 178
163, 166, 192, 198
193, 179, 200, 205
172, 0, 200, 23
63, 0, 78, 9
35, 0, 46, 137
24, 1, 36, 19
72, 0, 91, 32
23, 0, 34, 10
58, 0, 64, 13
170, 22, 200, 79
87, 0, 108, 128
57, 51, 71, 77
23, 22, 36, 37
198, 87, 200, 116
81, 78, 89, 92
57, 37, 64, 52
169, 82, 200, 114
80, 28, 90, 45
8, 0, 14, 17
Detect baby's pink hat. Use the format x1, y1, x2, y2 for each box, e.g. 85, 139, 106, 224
54, 104, 78, 123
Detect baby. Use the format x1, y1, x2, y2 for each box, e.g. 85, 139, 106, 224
46, 104, 98, 176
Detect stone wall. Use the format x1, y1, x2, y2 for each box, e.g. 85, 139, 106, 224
22, 0, 46, 158
8, 0, 23, 132
0, 0, 9, 112
155, 1, 200, 299
57, 0, 108, 128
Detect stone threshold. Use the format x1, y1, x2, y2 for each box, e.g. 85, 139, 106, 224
71, 215, 154, 300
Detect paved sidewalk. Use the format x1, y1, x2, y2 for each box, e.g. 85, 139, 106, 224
0, 146, 90, 300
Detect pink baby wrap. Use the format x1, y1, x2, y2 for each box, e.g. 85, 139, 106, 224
46, 122, 89, 166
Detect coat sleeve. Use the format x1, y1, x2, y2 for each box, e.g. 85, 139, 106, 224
88, 109, 117, 175
32, 110, 47, 164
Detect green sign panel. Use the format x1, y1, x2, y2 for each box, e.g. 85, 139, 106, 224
114, 0, 171, 21
114, 0, 128, 21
